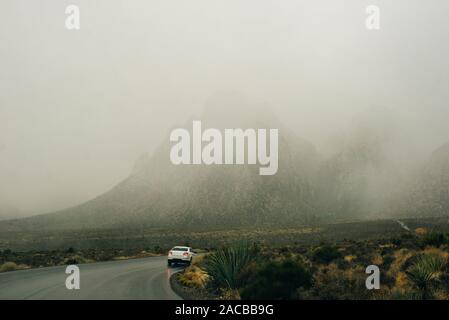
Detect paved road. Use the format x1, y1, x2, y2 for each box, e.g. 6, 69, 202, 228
0, 256, 183, 300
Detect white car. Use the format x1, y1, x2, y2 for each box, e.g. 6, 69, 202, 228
167, 246, 195, 266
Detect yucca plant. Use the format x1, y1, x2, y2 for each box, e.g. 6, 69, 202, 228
204, 243, 257, 289
406, 254, 447, 299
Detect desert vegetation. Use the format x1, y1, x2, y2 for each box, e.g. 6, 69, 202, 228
175, 230, 449, 300
0, 261, 29, 273
0, 247, 163, 272
2, 217, 448, 252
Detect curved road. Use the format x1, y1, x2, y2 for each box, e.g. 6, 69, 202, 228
0, 256, 182, 300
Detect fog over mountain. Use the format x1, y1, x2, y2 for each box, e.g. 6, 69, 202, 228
0, 204, 23, 221
1, 1, 449, 224
1, 95, 318, 229
1, 92, 448, 231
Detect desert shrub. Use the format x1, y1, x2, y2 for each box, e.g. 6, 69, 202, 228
234, 260, 261, 290
312, 244, 342, 264
344, 255, 357, 263
63, 255, 87, 265
422, 232, 449, 248
335, 258, 350, 270
381, 254, 395, 270
380, 270, 397, 288
278, 246, 290, 254
0, 262, 18, 272
204, 243, 257, 289
311, 263, 372, 300
401, 233, 416, 240
219, 288, 241, 300
95, 252, 114, 261
406, 253, 447, 299
66, 247, 75, 254
240, 258, 312, 300
178, 265, 209, 289
153, 245, 164, 254
388, 249, 415, 275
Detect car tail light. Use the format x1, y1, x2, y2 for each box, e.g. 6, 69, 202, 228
168, 251, 173, 256
183, 252, 188, 256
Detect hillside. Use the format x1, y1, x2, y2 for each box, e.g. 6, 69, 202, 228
1, 97, 321, 231
406, 143, 449, 217
2, 102, 448, 232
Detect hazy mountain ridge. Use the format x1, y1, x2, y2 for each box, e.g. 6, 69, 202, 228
2, 99, 321, 230
405, 143, 449, 217
314, 110, 426, 221
1, 103, 449, 232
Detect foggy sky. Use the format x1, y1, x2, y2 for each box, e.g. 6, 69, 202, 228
1, 0, 449, 215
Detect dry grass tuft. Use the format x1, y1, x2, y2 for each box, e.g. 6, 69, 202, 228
178, 265, 210, 289
0, 261, 30, 273
422, 247, 449, 259
372, 253, 384, 265
344, 255, 356, 263
415, 228, 429, 235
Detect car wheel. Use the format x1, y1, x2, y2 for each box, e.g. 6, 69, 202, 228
187, 258, 192, 266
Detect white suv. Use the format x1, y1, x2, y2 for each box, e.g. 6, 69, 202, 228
167, 246, 195, 266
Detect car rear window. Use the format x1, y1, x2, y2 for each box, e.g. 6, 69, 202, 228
172, 247, 188, 251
